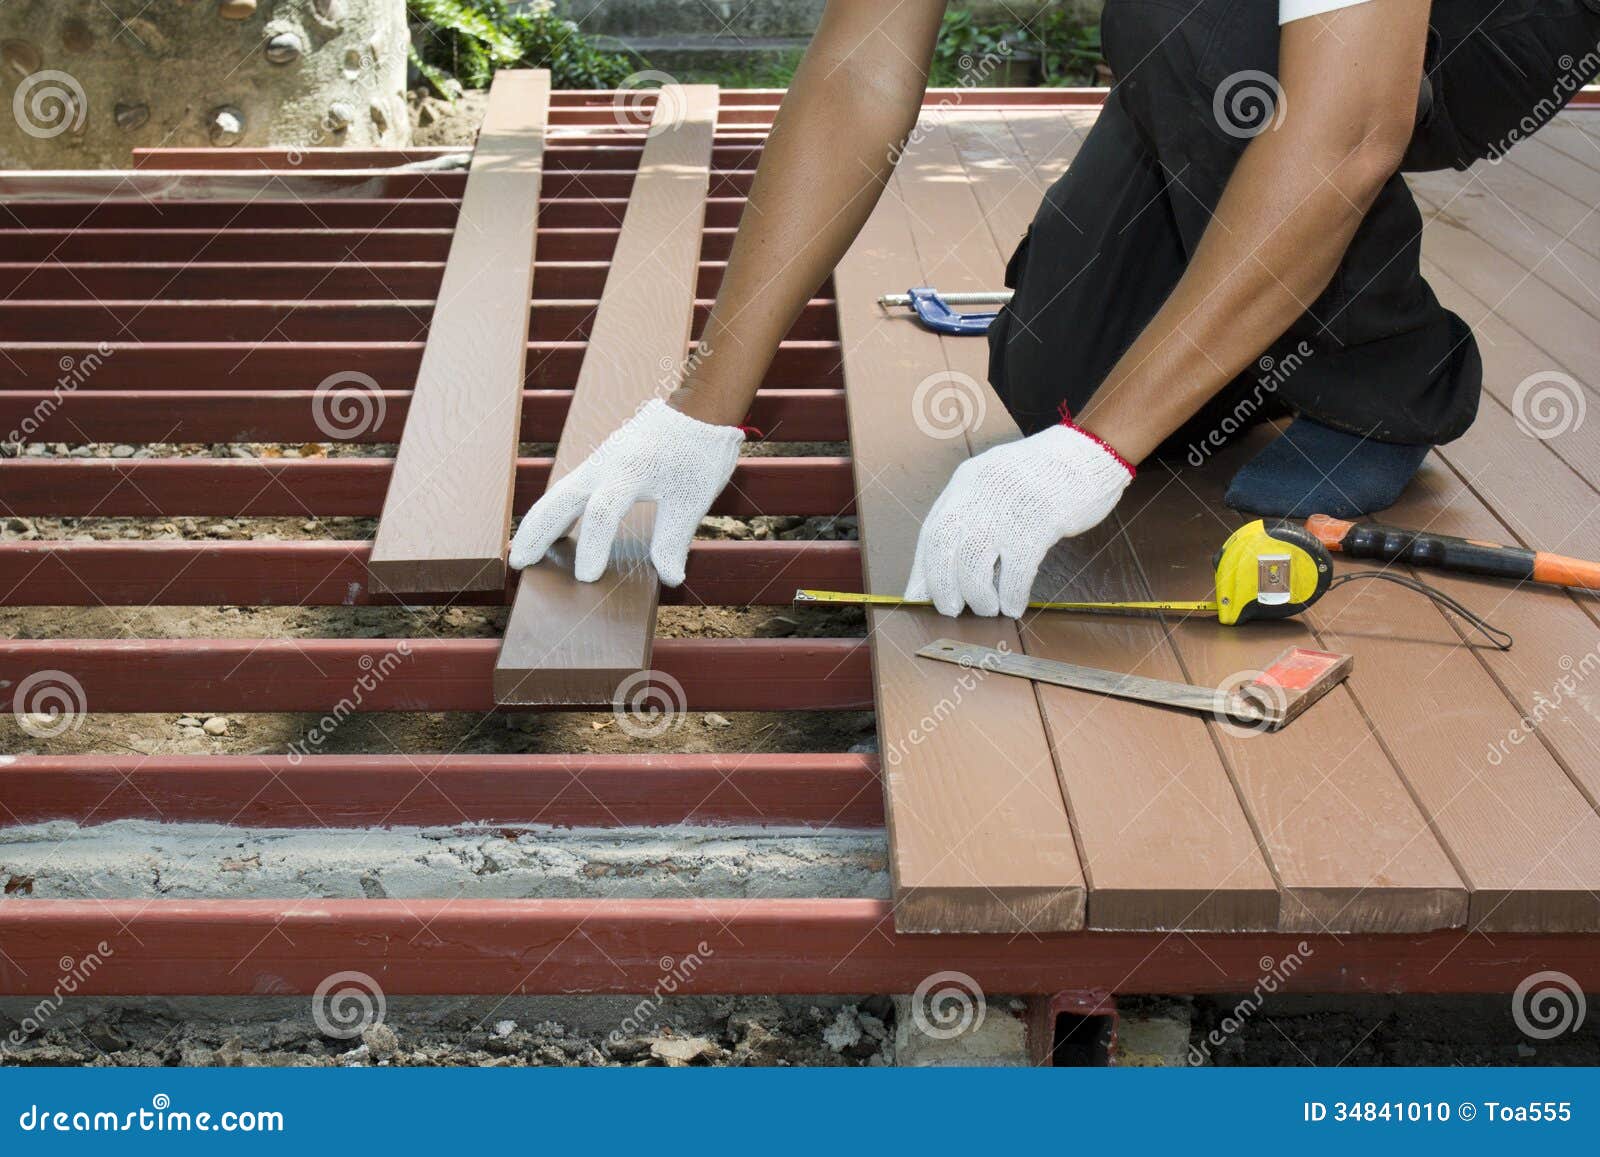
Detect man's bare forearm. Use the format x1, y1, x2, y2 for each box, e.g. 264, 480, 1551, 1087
1077, 2, 1430, 462
670, 0, 946, 427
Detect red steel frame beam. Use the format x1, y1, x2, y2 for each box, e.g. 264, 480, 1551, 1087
0, 539, 863, 607
0, 387, 847, 445
2, 899, 1597, 997
0, 338, 841, 389
0, 457, 855, 517
0, 753, 884, 830
0, 638, 873, 712
0, 296, 836, 343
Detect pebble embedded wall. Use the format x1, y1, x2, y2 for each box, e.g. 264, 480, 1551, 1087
0, 0, 411, 168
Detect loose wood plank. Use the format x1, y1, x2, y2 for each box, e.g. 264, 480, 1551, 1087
974, 109, 1279, 930
495, 85, 718, 705
835, 114, 1086, 934
367, 70, 551, 593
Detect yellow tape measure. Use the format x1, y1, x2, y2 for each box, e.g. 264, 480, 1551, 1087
794, 520, 1334, 626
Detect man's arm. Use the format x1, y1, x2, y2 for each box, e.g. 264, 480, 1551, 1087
510, 0, 945, 580
904, 2, 1433, 617
672, 0, 947, 426
1076, 0, 1431, 461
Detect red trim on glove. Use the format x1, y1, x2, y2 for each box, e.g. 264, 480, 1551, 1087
1057, 402, 1136, 479
736, 424, 764, 441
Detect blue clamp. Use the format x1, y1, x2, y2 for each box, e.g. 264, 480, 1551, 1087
906, 287, 1000, 336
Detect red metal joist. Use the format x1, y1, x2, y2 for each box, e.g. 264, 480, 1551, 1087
3, 899, 1596, 997
0, 539, 862, 607
0, 637, 873, 713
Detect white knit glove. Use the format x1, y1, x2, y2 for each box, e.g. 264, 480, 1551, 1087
904, 422, 1134, 618
509, 398, 745, 585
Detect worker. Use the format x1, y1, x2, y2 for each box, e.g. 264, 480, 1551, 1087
511, 0, 1600, 617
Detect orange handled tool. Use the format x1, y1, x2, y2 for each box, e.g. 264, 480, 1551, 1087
1305, 515, 1600, 591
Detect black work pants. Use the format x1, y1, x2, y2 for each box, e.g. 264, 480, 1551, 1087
988, 0, 1600, 449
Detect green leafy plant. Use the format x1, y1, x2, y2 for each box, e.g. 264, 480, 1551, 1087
1031, 9, 1104, 87
931, 9, 1030, 87
407, 0, 638, 96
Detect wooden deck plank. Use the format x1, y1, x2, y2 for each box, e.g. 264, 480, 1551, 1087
494, 85, 718, 705
834, 115, 1085, 934
1304, 455, 1600, 932
367, 70, 550, 594
1406, 167, 1600, 317
1532, 112, 1600, 175
949, 109, 1278, 931
1118, 457, 1467, 933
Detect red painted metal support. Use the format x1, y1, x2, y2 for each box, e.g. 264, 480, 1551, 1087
2, 900, 1598, 997
0, 753, 883, 830
0, 539, 862, 607
0, 637, 874, 712
0, 456, 855, 517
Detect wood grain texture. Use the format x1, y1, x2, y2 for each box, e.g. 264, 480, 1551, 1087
368, 70, 550, 594
834, 113, 1086, 934
948, 108, 1280, 932
1119, 448, 1467, 933
494, 85, 718, 705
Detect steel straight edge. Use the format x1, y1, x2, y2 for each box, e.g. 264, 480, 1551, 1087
0, 898, 1593, 996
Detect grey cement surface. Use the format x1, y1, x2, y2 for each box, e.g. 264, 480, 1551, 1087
0, 819, 889, 900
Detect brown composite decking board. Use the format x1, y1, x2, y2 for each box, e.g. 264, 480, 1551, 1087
367, 69, 550, 594
494, 84, 718, 706
1529, 111, 1600, 174
1406, 165, 1600, 320
833, 113, 1087, 934
945, 109, 1280, 931
1117, 456, 1468, 932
